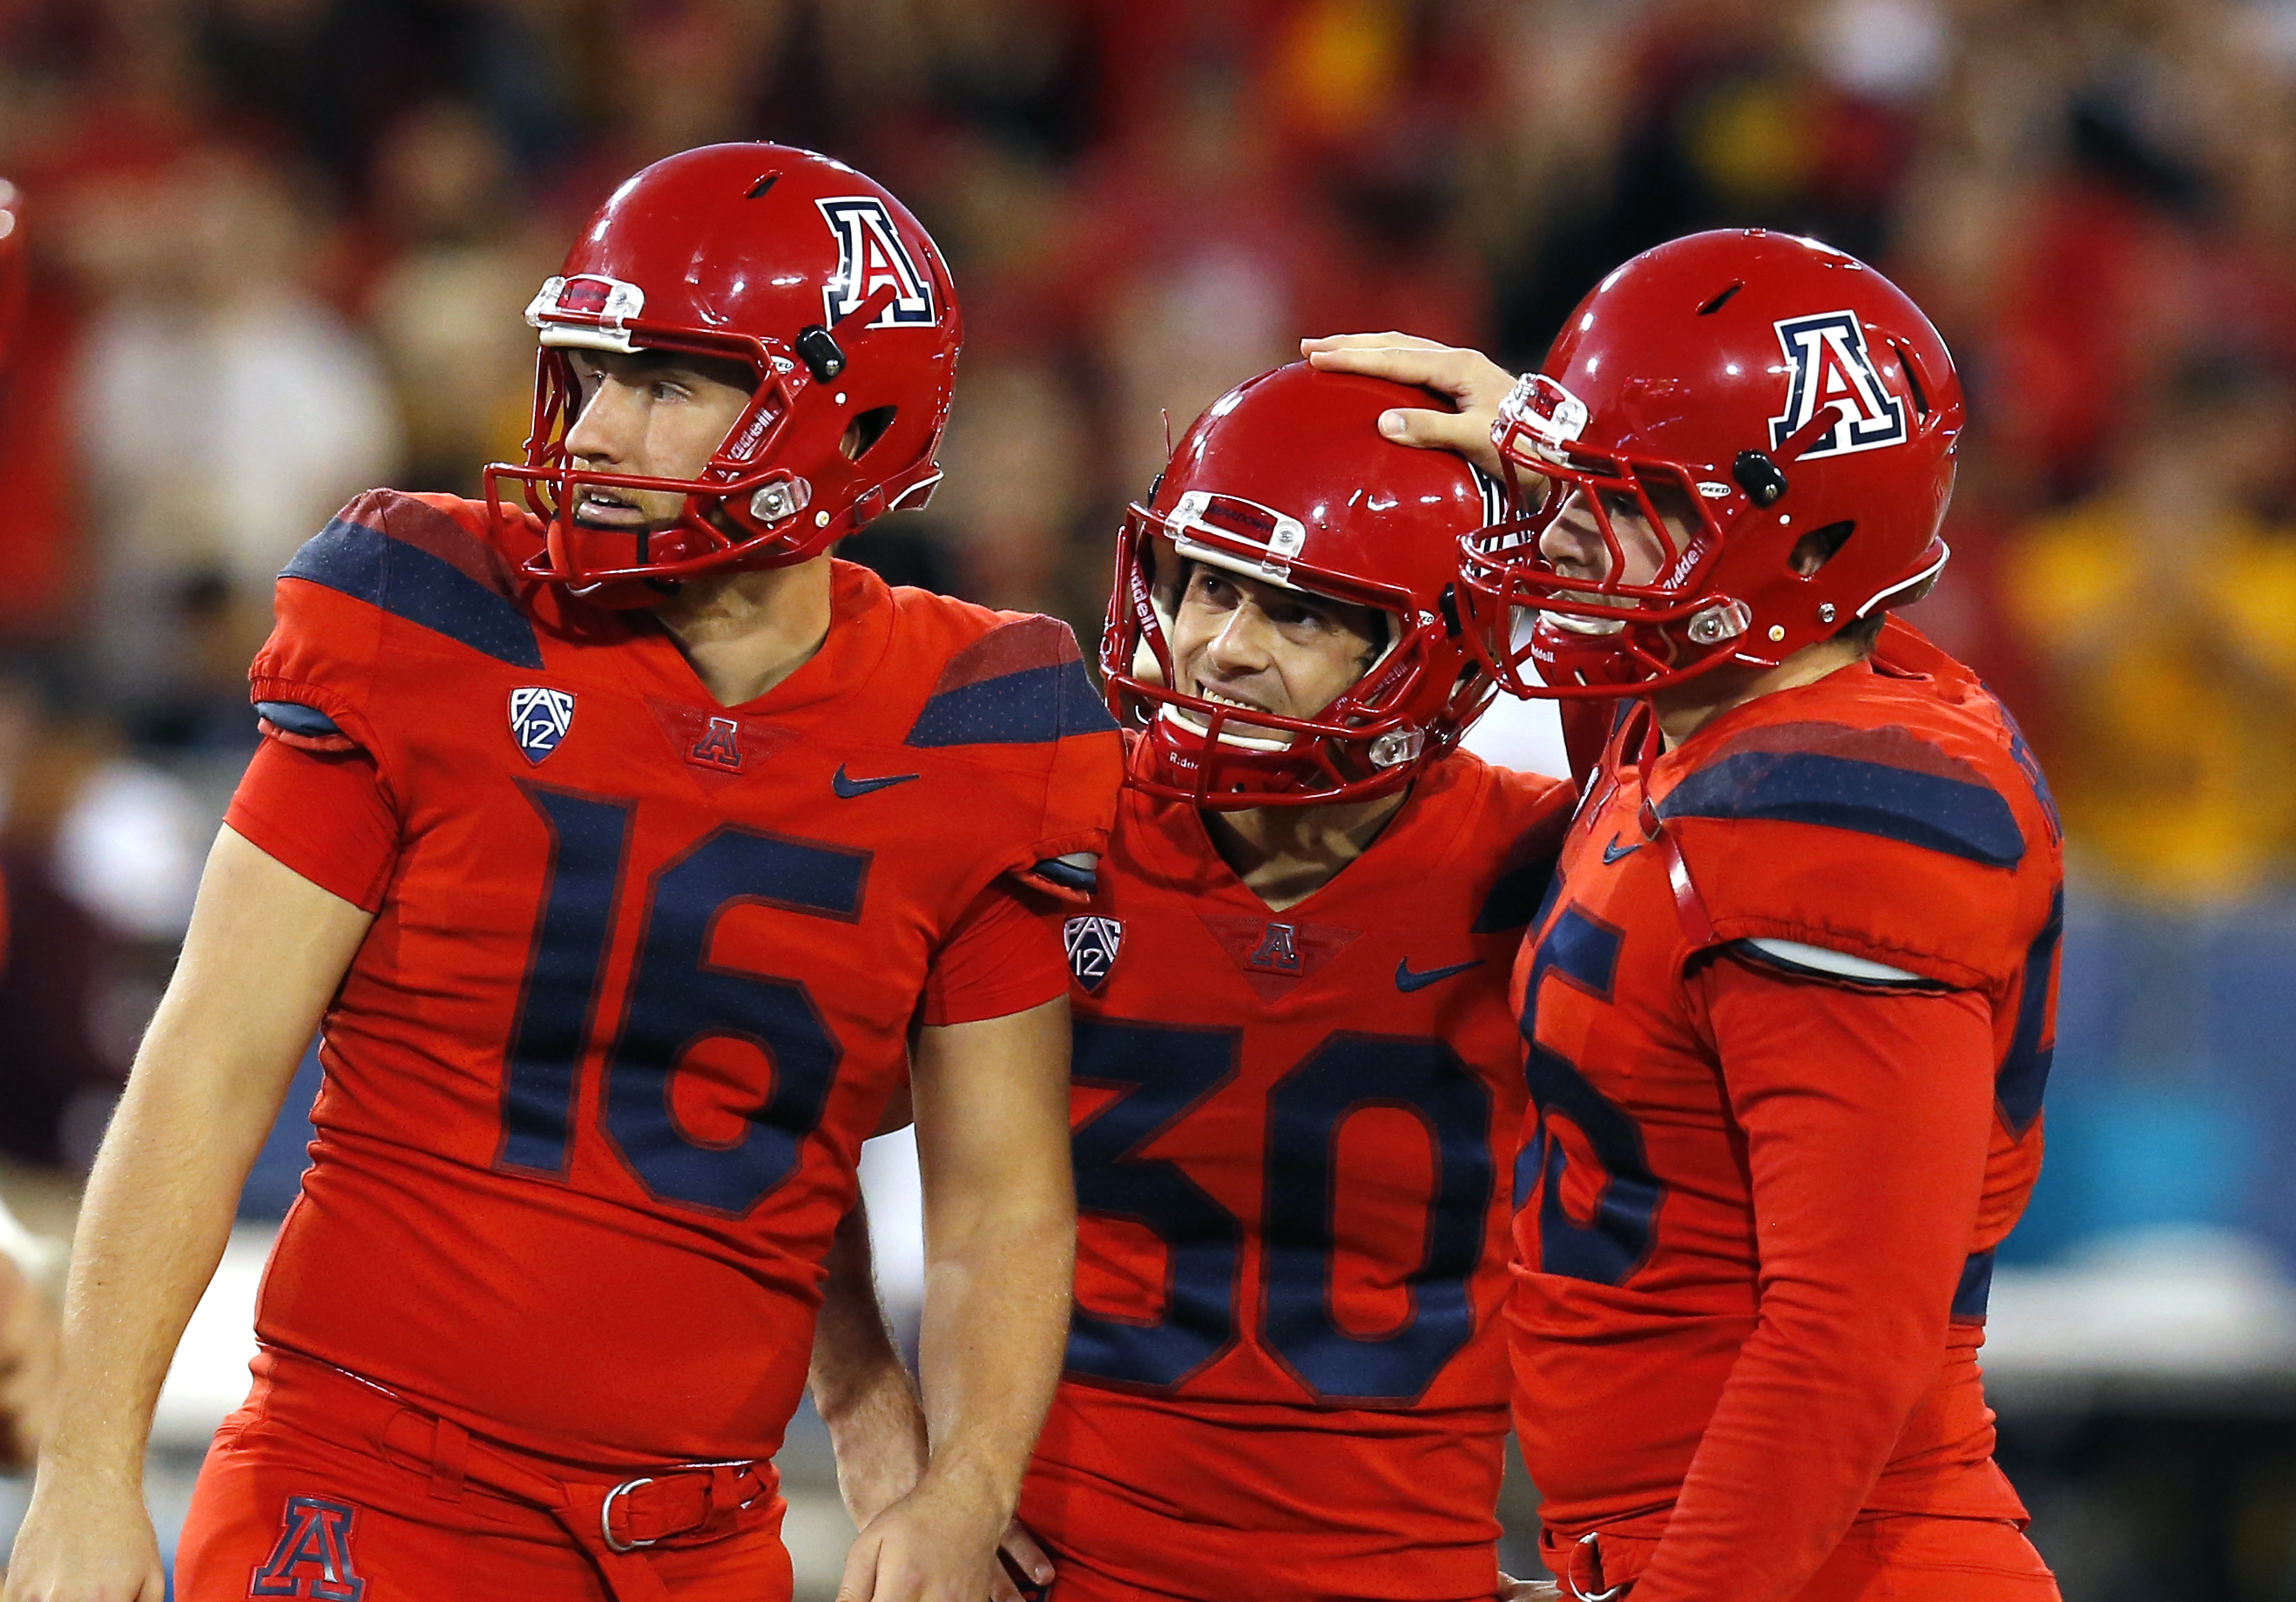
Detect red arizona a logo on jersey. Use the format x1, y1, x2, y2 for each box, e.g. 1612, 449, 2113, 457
688, 715, 745, 772
250, 1496, 364, 1600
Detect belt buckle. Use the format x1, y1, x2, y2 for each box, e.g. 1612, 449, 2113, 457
601, 1476, 658, 1553
1568, 1531, 1629, 1602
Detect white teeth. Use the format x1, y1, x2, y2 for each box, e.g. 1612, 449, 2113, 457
1198, 687, 1265, 713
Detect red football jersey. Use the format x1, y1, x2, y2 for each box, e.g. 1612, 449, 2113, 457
1020, 743, 1572, 1602
1507, 622, 2063, 1599
228, 490, 1119, 1468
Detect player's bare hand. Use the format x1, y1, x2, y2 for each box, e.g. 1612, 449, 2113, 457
1300, 333, 1521, 476
1497, 1573, 1565, 1601
993, 1519, 1054, 1602
838, 1470, 1013, 1602
2, 1478, 167, 1602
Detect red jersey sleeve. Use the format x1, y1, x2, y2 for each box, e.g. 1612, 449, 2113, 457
919, 881, 1068, 1027
1629, 952, 1996, 1602
224, 736, 402, 912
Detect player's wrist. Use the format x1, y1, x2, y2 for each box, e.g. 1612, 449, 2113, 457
911, 1449, 1022, 1527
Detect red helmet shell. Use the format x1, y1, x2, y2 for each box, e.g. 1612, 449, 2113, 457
1463, 229, 1963, 697
1104, 362, 1502, 808
486, 144, 962, 603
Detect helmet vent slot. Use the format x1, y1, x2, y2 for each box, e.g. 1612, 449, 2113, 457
1892, 341, 1930, 416
841, 406, 898, 461
746, 172, 780, 199
1698, 283, 1744, 315
1790, 520, 1857, 577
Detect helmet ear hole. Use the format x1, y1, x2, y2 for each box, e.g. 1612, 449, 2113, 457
841, 406, 898, 461
1790, 519, 1856, 577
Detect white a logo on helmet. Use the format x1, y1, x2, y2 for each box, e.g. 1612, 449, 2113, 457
1769, 311, 1908, 458
818, 197, 936, 328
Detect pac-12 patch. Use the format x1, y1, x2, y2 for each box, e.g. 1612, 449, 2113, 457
509, 686, 575, 765
1064, 916, 1124, 994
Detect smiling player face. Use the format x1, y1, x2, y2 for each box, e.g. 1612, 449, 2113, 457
1538, 487, 1678, 593
1166, 562, 1386, 738
562, 349, 758, 531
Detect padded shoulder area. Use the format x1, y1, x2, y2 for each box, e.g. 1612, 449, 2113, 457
899, 606, 1119, 750
1658, 702, 2057, 992
279, 490, 544, 670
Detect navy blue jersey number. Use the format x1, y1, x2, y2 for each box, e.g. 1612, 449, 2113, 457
1515, 903, 1663, 1285
1067, 1021, 1494, 1405
1065, 1019, 1243, 1388
496, 784, 868, 1215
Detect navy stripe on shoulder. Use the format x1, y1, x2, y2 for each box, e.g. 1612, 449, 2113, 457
281, 517, 544, 671
905, 658, 1118, 748
1658, 750, 2024, 867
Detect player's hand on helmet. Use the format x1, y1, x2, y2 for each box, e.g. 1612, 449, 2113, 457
838, 1469, 1043, 1602
994, 1519, 1055, 1602
1300, 333, 1521, 477
1498, 1573, 1565, 1601
1, 1476, 167, 1602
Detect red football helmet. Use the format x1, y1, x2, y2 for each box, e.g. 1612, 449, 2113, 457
1104, 362, 1503, 808
1461, 229, 1963, 698
485, 144, 962, 603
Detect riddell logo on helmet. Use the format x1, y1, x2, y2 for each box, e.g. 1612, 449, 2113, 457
1768, 311, 1908, 459
817, 197, 937, 328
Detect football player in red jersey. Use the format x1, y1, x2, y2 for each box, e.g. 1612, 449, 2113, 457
6, 145, 1120, 1602
814, 362, 1577, 1602
1306, 230, 2064, 1602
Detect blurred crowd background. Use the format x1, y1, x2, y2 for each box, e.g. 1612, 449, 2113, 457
0, 0, 2293, 1597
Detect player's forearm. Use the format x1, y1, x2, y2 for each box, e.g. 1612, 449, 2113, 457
45, 1024, 286, 1482
810, 1199, 929, 1524
913, 1194, 1074, 1517
1630, 1279, 1944, 1602
42, 828, 368, 1489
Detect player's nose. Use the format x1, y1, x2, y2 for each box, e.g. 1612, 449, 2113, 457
565, 375, 642, 467
1203, 604, 1276, 675
1539, 498, 1607, 577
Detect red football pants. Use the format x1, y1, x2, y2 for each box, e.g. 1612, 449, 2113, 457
176, 1349, 793, 1602
1543, 1516, 2059, 1601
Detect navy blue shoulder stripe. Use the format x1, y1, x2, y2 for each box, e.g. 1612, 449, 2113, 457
1657, 750, 2025, 867
905, 658, 1118, 748
281, 517, 544, 670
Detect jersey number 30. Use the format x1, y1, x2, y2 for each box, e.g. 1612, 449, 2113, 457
1065, 1018, 1494, 1406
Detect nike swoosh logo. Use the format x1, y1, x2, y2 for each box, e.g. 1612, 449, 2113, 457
1394, 956, 1484, 993
833, 764, 922, 798
1601, 835, 1641, 863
